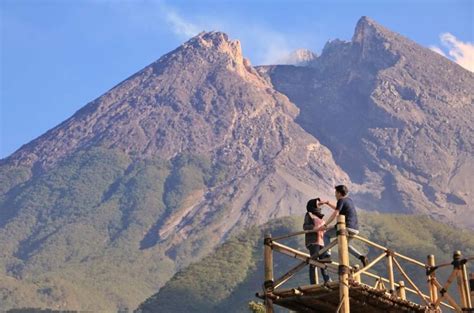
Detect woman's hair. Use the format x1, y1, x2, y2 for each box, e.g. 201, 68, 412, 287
306, 198, 320, 212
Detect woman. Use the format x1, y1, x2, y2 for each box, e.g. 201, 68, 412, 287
303, 198, 331, 285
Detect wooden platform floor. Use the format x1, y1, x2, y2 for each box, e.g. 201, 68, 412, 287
261, 281, 428, 313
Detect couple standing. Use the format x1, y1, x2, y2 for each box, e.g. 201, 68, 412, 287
303, 185, 368, 285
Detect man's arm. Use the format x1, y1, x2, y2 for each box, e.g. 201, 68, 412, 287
322, 209, 338, 229
321, 200, 337, 210
316, 199, 340, 230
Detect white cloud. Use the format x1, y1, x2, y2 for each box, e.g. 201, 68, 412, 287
248, 28, 294, 65
107, 1, 319, 66
159, 9, 299, 65
431, 33, 474, 72
163, 8, 201, 38
158, 6, 307, 65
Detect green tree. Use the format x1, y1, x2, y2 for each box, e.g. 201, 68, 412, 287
248, 301, 265, 313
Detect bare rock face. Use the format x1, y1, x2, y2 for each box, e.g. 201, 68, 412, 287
2, 30, 347, 245
4, 32, 263, 169
259, 16, 474, 227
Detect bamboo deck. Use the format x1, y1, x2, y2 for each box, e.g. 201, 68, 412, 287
257, 280, 427, 313
257, 215, 474, 313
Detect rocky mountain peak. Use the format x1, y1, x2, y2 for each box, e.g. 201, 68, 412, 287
184, 31, 243, 60
260, 16, 474, 229
353, 16, 389, 43
3, 31, 271, 170
173, 31, 261, 84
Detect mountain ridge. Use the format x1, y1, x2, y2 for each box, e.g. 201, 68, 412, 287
0, 28, 348, 311
258, 16, 474, 227
0, 16, 472, 310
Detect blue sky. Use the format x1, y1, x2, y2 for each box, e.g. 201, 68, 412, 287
1, 0, 473, 158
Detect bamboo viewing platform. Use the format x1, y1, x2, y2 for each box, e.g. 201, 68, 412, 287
256, 215, 474, 313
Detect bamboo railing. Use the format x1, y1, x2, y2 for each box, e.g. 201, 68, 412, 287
259, 215, 474, 313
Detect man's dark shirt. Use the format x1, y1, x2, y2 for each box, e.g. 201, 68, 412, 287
336, 197, 359, 230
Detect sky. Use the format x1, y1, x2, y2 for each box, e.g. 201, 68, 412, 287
1, 0, 473, 158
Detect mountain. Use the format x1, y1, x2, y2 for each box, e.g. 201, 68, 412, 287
1, 16, 473, 311
136, 213, 474, 313
0, 32, 347, 311
258, 16, 474, 227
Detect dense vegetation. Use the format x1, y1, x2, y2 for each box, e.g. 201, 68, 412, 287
136, 213, 474, 313
2, 147, 473, 312
0, 147, 226, 311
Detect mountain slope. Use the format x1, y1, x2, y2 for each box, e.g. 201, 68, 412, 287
136, 213, 474, 313
0, 32, 347, 310
258, 16, 474, 227
2, 17, 472, 311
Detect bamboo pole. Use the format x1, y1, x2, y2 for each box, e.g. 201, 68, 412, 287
454, 251, 468, 308
353, 264, 361, 283
373, 279, 379, 290
386, 253, 395, 294
265, 298, 274, 313
433, 277, 463, 312
427, 254, 438, 306
352, 252, 386, 277
393, 252, 427, 268
352, 235, 425, 267
459, 253, 472, 308
270, 241, 338, 271
352, 234, 387, 250
398, 280, 406, 300
430, 255, 473, 270
273, 261, 307, 289
392, 256, 431, 306
317, 238, 338, 257
315, 262, 320, 285
470, 273, 474, 307
272, 228, 336, 242
337, 215, 350, 313
375, 277, 386, 291
434, 269, 458, 308
271, 229, 311, 241
263, 233, 274, 313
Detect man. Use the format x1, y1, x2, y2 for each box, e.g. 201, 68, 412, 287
319, 185, 368, 267
303, 198, 331, 285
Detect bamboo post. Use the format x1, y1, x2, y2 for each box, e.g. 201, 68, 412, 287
375, 277, 386, 291
398, 280, 406, 300
353, 264, 361, 284
427, 254, 438, 306
337, 215, 350, 313
459, 253, 472, 309
386, 251, 395, 294
454, 251, 468, 308
315, 263, 320, 285
263, 233, 274, 313
470, 273, 474, 306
